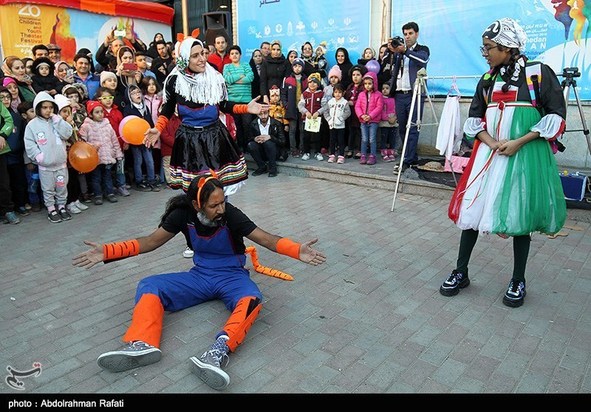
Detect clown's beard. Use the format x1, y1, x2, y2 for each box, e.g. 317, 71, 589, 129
197, 211, 225, 227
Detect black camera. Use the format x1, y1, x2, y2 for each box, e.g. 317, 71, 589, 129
561, 67, 581, 78
389, 36, 405, 48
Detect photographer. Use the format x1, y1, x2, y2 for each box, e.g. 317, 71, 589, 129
97, 28, 147, 73
387, 22, 430, 171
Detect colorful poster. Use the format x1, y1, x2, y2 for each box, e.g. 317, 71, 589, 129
236, 0, 371, 68
0, 2, 172, 65
392, 0, 591, 100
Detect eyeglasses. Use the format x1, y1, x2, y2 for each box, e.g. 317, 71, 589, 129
0, 95, 11, 100
98, 96, 114, 100
480, 45, 500, 55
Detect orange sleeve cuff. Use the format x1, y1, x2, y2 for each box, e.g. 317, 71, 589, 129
276, 238, 300, 260
155, 115, 169, 133
233, 104, 249, 114
103, 239, 140, 262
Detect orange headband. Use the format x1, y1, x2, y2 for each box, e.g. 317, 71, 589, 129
196, 170, 219, 209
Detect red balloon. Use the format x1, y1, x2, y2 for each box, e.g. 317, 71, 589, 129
121, 116, 150, 145
68, 141, 99, 173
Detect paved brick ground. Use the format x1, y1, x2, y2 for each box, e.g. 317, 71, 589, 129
1, 167, 590, 396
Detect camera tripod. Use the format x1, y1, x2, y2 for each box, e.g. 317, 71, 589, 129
390, 68, 440, 211
559, 67, 591, 157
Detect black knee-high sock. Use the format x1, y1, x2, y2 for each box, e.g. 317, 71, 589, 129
456, 229, 479, 275
512, 235, 531, 282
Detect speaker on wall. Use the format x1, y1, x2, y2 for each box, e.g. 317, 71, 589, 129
203, 11, 232, 46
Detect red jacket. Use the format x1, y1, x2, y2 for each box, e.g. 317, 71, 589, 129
102, 104, 124, 149
160, 114, 180, 157
207, 52, 231, 73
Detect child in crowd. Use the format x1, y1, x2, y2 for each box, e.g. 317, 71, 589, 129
79, 100, 123, 205
298, 73, 326, 161
344, 64, 367, 158
122, 85, 159, 192
355, 71, 383, 165
379, 82, 398, 162
0, 87, 29, 216
18, 101, 42, 212
320, 65, 342, 153
23, 91, 74, 223
54, 94, 90, 215
99, 70, 125, 112
95, 86, 129, 196
141, 76, 163, 183
281, 57, 307, 157
30, 57, 60, 96
324, 83, 351, 164
268, 85, 289, 161
63, 84, 87, 129
63, 84, 91, 202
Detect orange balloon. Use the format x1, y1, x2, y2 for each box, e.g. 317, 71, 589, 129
121, 116, 150, 145
68, 141, 99, 173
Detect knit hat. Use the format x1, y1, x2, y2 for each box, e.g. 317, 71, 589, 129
307, 72, 322, 87
269, 85, 280, 98
292, 57, 305, 68
54, 94, 71, 112
86, 100, 102, 115
32, 57, 54, 75
100, 70, 117, 86
328, 65, 342, 80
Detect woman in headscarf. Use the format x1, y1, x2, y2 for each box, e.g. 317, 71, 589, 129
334, 47, 353, 90
144, 36, 268, 194
440, 18, 567, 308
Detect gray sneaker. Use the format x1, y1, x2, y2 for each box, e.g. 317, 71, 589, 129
97, 341, 162, 372
116, 186, 131, 197
189, 335, 230, 390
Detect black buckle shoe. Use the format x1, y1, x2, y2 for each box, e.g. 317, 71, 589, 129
439, 270, 470, 296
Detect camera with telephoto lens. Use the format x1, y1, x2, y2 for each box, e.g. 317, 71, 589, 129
389, 36, 405, 48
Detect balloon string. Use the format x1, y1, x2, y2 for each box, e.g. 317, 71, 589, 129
245, 246, 294, 281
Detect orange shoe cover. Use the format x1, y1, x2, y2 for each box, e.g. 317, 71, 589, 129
123, 293, 164, 347
223, 296, 262, 352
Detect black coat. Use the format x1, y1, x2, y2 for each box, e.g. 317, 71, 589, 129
248, 117, 286, 148
259, 55, 290, 99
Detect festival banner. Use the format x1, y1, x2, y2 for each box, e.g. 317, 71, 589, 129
236, 0, 371, 68
392, 0, 591, 100
0, 0, 173, 65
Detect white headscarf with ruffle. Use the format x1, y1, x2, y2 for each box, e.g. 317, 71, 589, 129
163, 37, 227, 105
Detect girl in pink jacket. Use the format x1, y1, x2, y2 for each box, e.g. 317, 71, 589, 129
354, 71, 383, 165
79, 100, 123, 205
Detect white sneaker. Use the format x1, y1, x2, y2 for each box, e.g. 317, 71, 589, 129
315, 153, 324, 161
74, 200, 89, 211
301, 153, 310, 161
66, 203, 82, 214
183, 247, 194, 258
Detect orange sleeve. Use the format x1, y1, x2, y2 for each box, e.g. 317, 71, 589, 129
233, 104, 249, 114
155, 115, 169, 133
103, 239, 140, 262
276, 238, 301, 260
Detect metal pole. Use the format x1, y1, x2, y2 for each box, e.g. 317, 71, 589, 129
391, 76, 421, 212
181, 0, 189, 36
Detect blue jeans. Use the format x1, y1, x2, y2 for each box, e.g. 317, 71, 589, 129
360, 122, 378, 157
89, 164, 115, 197
131, 145, 155, 184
